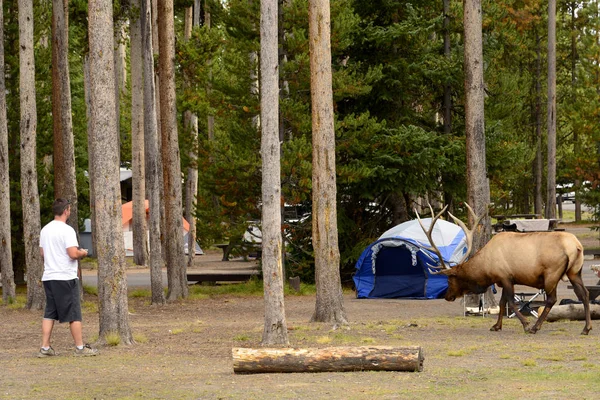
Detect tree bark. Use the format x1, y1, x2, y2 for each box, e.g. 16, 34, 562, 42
88, 0, 133, 344
158, 0, 187, 300
0, 0, 16, 303
260, 0, 289, 346
308, 0, 348, 324
463, 0, 496, 308
232, 346, 424, 373
546, 0, 557, 219
84, 55, 98, 259
141, 0, 165, 305
19, 0, 44, 310
113, 13, 127, 162
183, 3, 199, 270
131, 0, 149, 266
154, 0, 167, 264
443, 0, 451, 135
52, 0, 81, 295
533, 29, 543, 216
571, 4, 581, 222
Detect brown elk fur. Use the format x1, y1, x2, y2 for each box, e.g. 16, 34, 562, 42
439, 231, 592, 335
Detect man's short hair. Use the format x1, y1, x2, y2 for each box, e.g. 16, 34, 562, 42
52, 198, 71, 216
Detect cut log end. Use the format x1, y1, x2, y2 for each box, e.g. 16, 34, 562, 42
232, 346, 424, 374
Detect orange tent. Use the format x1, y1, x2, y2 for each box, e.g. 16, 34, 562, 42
121, 200, 190, 232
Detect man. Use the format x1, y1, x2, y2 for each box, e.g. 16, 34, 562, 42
38, 198, 98, 357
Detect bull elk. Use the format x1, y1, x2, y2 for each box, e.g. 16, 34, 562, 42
415, 203, 591, 335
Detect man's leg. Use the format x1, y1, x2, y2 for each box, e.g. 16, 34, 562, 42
41, 319, 55, 348
70, 321, 84, 348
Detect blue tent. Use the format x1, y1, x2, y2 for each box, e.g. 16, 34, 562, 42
353, 218, 468, 299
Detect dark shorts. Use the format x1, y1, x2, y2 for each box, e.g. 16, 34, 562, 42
43, 279, 82, 323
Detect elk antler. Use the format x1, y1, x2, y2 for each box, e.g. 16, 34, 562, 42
447, 202, 484, 265
414, 203, 450, 271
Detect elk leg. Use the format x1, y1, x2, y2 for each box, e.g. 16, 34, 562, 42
568, 273, 592, 335
490, 290, 508, 331
503, 286, 531, 331
526, 288, 557, 334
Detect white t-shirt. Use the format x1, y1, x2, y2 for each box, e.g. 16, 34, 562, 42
40, 220, 79, 281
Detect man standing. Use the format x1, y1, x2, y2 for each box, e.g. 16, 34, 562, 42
38, 198, 98, 357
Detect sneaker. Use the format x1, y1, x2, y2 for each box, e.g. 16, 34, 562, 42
37, 347, 57, 358
74, 344, 98, 357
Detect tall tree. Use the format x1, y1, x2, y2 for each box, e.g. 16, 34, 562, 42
183, 1, 199, 269
0, 0, 16, 303
142, 0, 165, 304
534, 28, 543, 216
114, 2, 128, 161
52, 0, 81, 289
463, 0, 495, 308
570, 2, 581, 222
260, 0, 289, 345
88, 0, 133, 344
19, 0, 44, 310
131, 0, 149, 266
546, 0, 557, 219
308, 0, 347, 324
158, 0, 187, 299
443, 0, 452, 136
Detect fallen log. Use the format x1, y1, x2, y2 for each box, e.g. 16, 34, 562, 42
539, 304, 600, 322
232, 346, 424, 374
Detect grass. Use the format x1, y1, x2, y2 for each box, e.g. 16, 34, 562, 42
129, 289, 151, 298
133, 333, 148, 343
233, 334, 250, 341
82, 284, 98, 296
105, 332, 121, 346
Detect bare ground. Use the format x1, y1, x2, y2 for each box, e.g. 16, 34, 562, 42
1, 224, 600, 399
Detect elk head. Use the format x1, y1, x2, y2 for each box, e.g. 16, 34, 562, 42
414, 203, 484, 301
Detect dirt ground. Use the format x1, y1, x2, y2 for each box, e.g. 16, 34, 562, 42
1, 224, 600, 399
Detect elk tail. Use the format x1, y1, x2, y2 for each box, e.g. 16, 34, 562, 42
562, 242, 584, 282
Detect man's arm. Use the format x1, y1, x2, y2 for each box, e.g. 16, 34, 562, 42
67, 247, 88, 260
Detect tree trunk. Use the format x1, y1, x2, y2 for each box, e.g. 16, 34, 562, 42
443, 0, 451, 135
463, 0, 496, 308
88, 0, 133, 344
158, 0, 187, 300
114, 14, 127, 163
84, 55, 98, 259
19, 0, 44, 310
232, 346, 424, 373
546, 0, 557, 219
52, 0, 81, 295
0, 0, 16, 303
308, 0, 348, 325
533, 29, 543, 216
260, 0, 289, 346
183, 3, 199, 270
141, 0, 165, 305
131, 0, 149, 266
154, 0, 167, 264
571, 4, 581, 222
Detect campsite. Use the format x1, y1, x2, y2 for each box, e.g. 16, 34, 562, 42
2, 223, 600, 399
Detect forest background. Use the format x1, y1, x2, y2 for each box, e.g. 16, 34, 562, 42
3, 0, 600, 285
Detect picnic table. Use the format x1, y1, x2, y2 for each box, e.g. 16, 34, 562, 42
492, 215, 559, 233
215, 243, 262, 261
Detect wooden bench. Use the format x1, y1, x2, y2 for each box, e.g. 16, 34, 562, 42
187, 271, 259, 284
567, 285, 600, 301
